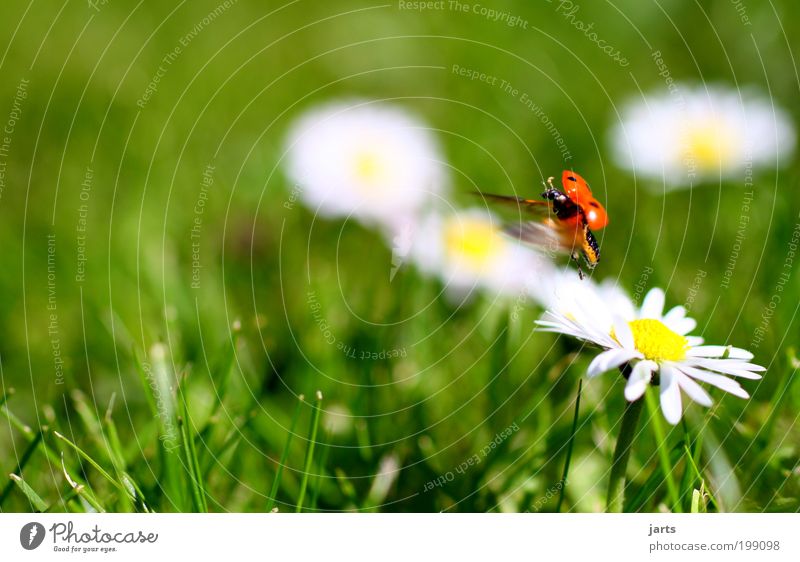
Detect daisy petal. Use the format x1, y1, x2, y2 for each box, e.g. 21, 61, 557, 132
666, 316, 697, 336
686, 345, 754, 360
687, 358, 765, 379
659, 364, 683, 425
674, 367, 713, 407
700, 359, 766, 372
535, 321, 578, 334
640, 288, 665, 319
663, 305, 687, 322
686, 336, 705, 346
612, 316, 635, 349
678, 365, 750, 399
624, 360, 656, 401
587, 348, 642, 378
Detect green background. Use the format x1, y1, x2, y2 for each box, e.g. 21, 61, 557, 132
0, 0, 797, 512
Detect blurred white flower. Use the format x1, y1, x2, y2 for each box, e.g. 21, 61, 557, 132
610, 84, 795, 188
323, 403, 353, 436
537, 286, 764, 424
390, 220, 414, 283
405, 208, 549, 299
284, 100, 448, 230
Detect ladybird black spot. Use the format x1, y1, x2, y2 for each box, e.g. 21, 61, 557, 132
567, 176, 577, 182
589, 202, 599, 207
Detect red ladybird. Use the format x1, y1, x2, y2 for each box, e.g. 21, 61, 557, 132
561, 170, 608, 230
474, 169, 608, 279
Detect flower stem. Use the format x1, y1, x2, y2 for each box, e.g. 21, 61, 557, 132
644, 387, 683, 512
606, 395, 644, 512
556, 378, 582, 513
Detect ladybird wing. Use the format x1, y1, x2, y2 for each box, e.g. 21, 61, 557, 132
561, 170, 592, 192
561, 171, 594, 208
502, 220, 570, 254
473, 192, 554, 220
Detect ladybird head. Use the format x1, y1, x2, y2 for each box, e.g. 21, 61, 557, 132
561, 170, 608, 230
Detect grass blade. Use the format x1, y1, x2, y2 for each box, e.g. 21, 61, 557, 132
0, 387, 13, 408
202, 411, 255, 476
296, 391, 323, 513
644, 387, 683, 512
556, 378, 582, 512
757, 347, 800, 456
625, 445, 683, 512
71, 390, 105, 449
309, 442, 330, 511
267, 394, 305, 512
0, 427, 46, 507
178, 385, 208, 513
141, 343, 185, 510
198, 324, 241, 441
334, 468, 358, 507
2, 404, 33, 437
53, 430, 131, 503
487, 313, 509, 416
9, 474, 47, 512
59, 453, 106, 513
45, 485, 83, 513
103, 394, 137, 512
683, 443, 718, 510
690, 488, 702, 513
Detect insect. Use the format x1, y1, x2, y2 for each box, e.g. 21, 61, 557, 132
560, 170, 608, 231
475, 170, 608, 279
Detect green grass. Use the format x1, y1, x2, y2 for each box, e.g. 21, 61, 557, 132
1, 0, 799, 513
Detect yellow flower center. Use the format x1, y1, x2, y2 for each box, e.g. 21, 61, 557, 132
354, 151, 382, 182
682, 118, 735, 170
628, 319, 688, 361
444, 218, 503, 270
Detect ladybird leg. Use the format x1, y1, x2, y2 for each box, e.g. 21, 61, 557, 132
570, 252, 585, 280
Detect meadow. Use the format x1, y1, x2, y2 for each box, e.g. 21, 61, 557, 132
0, 0, 798, 513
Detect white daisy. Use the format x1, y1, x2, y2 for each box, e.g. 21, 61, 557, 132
404, 208, 550, 299
537, 286, 764, 424
610, 84, 795, 188
533, 265, 635, 319
283, 99, 448, 230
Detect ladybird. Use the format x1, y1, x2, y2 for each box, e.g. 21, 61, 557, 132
474, 169, 607, 279
561, 170, 608, 230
